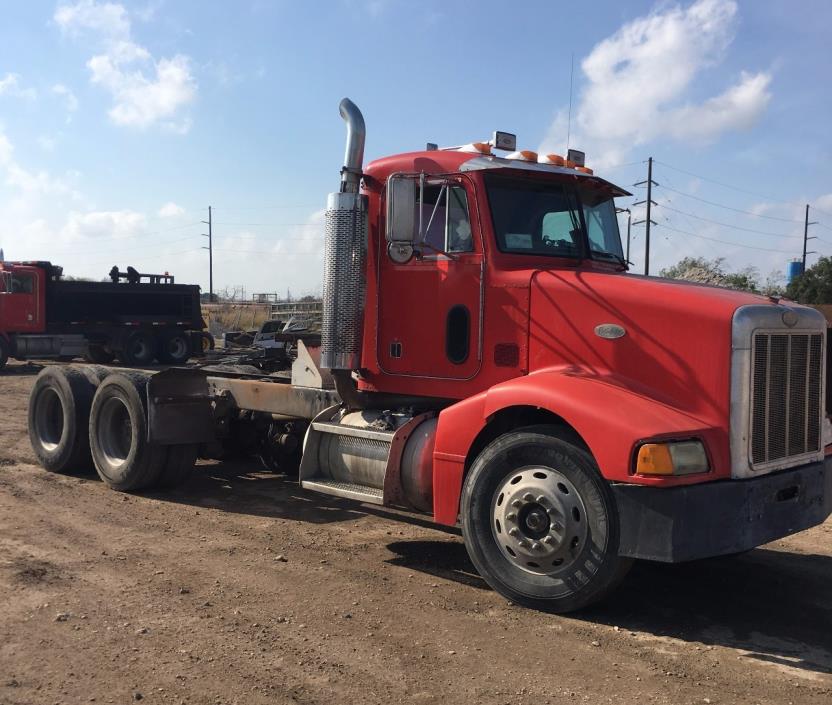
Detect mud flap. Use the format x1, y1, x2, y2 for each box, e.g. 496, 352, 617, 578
147, 368, 215, 445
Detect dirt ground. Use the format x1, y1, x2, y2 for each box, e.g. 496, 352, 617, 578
1, 361, 831, 705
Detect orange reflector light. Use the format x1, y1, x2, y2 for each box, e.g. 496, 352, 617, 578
505, 150, 538, 162
636, 444, 674, 475
459, 141, 493, 154
564, 159, 577, 168
539, 153, 565, 166
576, 166, 594, 175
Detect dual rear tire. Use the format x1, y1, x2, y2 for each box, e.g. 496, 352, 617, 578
117, 329, 191, 366
28, 366, 197, 490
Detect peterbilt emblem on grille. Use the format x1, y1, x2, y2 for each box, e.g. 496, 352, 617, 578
594, 324, 626, 340
782, 310, 799, 328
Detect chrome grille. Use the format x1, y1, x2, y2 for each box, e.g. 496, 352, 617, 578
750, 331, 823, 467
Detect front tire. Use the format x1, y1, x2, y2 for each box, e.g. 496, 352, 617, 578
0, 336, 8, 370
461, 427, 631, 613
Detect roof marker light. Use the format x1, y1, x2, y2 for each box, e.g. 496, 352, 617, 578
567, 148, 586, 167
458, 142, 492, 155
491, 131, 517, 151
505, 150, 538, 162
539, 153, 565, 166
576, 166, 594, 175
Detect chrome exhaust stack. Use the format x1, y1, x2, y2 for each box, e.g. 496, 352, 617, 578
320, 98, 368, 372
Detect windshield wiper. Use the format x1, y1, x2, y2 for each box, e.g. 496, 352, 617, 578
590, 249, 629, 268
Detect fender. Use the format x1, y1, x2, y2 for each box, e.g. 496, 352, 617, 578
431, 368, 727, 525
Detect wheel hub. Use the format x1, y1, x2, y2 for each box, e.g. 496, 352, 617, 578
491, 466, 589, 576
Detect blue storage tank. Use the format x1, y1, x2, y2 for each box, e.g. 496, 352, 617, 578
787, 260, 804, 283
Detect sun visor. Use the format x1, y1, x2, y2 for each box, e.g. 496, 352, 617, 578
459, 155, 632, 198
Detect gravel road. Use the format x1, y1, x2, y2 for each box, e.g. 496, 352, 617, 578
1, 361, 831, 705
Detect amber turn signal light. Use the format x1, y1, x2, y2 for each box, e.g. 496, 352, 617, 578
636, 441, 709, 476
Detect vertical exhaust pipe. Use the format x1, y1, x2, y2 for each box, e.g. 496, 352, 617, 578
320, 98, 368, 373
339, 98, 365, 194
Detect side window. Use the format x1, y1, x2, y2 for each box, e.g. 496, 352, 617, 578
418, 184, 446, 252
446, 186, 472, 252
11, 273, 34, 294
418, 183, 472, 254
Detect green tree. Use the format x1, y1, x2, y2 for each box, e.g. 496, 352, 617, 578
786, 256, 832, 304
659, 256, 765, 293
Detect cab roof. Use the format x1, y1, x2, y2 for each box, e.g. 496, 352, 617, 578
364, 150, 631, 198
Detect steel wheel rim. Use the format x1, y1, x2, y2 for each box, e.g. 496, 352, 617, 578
34, 387, 64, 451
97, 396, 133, 472
491, 465, 589, 576
130, 337, 149, 361
168, 336, 187, 359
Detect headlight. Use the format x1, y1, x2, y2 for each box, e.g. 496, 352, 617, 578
635, 440, 710, 476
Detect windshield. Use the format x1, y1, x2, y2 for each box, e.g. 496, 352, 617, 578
484, 174, 624, 263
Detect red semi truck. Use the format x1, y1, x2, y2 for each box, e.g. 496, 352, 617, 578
25, 100, 832, 612
0, 261, 205, 369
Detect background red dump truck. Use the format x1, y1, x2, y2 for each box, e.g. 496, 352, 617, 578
0, 261, 206, 369
24, 99, 832, 612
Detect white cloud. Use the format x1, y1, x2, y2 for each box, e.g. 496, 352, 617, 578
815, 194, 832, 213
539, 0, 772, 166
55, 1, 196, 132
158, 201, 185, 218
0, 129, 77, 199
88, 51, 196, 130
663, 71, 771, 140
38, 135, 58, 151
60, 209, 146, 242
54, 0, 130, 38
52, 83, 79, 119
0, 73, 37, 100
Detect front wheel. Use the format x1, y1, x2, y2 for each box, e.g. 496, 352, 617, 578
461, 427, 632, 613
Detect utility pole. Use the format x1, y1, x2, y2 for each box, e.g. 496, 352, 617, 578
802, 204, 818, 274
202, 206, 213, 302
633, 157, 658, 275
616, 207, 632, 263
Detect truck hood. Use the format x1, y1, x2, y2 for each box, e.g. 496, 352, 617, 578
528, 269, 775, 423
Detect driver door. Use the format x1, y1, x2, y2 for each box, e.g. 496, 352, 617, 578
377, 175, 483, 380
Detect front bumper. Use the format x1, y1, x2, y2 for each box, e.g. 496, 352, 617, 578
613, 458, 832, 562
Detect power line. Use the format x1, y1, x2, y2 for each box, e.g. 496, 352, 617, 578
653, 159, 792, 204
656, 222, 793, 253
657, 184, 804, 224
213, 221, 315, 227
213, 248, 323, 256
655, 204, 800, 239
211, 204, 321, 212
64, 233, 203, 257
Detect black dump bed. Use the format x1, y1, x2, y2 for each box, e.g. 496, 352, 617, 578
45, 279, 203, 328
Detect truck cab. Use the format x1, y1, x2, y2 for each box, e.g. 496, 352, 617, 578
0, 262, 45, 336
25, 99, 832, 614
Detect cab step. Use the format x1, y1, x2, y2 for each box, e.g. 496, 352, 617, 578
300, 479, 384, 504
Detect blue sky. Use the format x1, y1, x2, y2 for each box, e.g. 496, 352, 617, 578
0, 0, 830, 295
